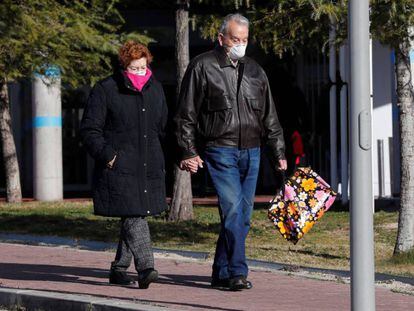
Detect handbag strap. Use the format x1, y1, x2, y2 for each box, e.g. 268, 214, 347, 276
269, 170, 288, 206
280, 170, 287, 198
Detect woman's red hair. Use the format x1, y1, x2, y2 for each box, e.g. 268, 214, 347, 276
118, 41, 153, 68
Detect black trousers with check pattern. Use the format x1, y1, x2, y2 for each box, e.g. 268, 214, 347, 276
111, 217, 154, 273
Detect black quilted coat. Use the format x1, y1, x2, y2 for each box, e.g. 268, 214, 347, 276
80, 71, 168, 217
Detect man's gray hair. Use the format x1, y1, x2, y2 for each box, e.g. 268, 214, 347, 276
219, 13, 249, 35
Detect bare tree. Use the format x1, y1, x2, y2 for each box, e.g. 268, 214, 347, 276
169, 0, 194, 221
370, 0, 414, 254
393, 40, 414, 253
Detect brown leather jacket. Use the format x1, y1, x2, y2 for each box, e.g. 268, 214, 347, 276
174, 45, 285, 161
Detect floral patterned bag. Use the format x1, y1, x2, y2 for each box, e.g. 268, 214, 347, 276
268, 167, 337, 244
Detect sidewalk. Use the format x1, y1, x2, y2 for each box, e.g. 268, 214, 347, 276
0, 243, 413, 310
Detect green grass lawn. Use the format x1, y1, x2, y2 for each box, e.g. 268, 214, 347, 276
0, 201, 412, 278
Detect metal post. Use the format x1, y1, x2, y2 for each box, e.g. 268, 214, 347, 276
388, 137, 395, 195
329, 19, 338, 189
339, 44, 349, 204
348, 1, 376, 310
32, 66, 63, 201
377, 139, 385, 198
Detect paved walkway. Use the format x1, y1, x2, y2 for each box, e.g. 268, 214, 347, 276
0, 243, 413, 311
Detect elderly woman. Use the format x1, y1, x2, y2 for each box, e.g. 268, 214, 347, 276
80, 41, 168, 288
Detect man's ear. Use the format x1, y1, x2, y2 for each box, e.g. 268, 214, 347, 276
218, 33, 224, 46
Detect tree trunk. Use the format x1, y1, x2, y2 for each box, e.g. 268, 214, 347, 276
175, 1, 190, 98
394, 43, 414, 254
0, 79, 22, 203
169, 1, 194, 221
170, 166, 194, 221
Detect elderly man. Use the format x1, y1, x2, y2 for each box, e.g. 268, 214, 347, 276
174, 13, 287, 291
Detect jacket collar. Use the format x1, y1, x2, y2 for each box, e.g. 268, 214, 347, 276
214, 45, 246, 68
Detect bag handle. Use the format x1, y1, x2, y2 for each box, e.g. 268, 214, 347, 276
272, 170, 287, 201
269, 170, 288, 206
280, 170, 287, 198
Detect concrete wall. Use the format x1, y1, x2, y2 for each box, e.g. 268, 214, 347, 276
371, 41, 396, 197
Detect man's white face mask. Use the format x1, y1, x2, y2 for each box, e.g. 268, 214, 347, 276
228, 44, 247, 60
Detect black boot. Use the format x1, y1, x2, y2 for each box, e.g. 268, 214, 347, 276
109, 269, 135, 286
138, 268, 158, 289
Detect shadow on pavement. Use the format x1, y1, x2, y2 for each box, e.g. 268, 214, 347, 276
0, 262, 240, 311
0, 262, 109, 287
158, 274, 212, 289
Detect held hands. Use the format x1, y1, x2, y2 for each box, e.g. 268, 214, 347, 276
179, 157, 285, 173
179, 156, 204, 174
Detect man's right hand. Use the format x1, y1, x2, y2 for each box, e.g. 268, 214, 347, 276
179, 156, 204, 174
107, 154, 117, 169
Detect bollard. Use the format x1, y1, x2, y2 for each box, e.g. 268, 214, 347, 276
32, 66, 63, 201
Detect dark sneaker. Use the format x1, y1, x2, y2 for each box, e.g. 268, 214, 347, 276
211, 278, 230, 289
109, 269, 135, 286
138, 268, 159, 289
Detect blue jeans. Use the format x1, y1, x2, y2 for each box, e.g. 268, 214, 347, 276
204, 146, 260, 280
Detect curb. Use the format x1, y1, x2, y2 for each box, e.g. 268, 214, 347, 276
0, 288, 179, 311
